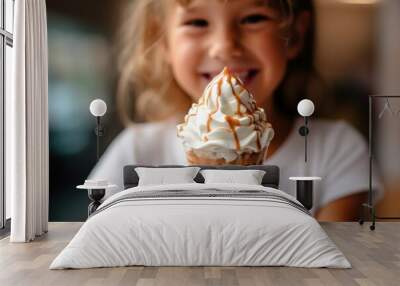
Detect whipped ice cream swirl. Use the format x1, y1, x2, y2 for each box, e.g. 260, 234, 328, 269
177, 67, 274, 162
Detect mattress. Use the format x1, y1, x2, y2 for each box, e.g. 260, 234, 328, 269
50, 183, 351, 269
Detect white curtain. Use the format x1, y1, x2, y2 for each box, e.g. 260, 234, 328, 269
7, 0, 49, 242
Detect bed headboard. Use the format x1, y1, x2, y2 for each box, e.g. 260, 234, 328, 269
123, 165, 280, 189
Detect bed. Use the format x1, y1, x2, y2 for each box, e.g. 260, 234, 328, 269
50, 165, 350, 269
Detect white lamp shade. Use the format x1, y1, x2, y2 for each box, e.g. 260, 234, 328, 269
297, 99, 315, 117
90, 99, 107, 117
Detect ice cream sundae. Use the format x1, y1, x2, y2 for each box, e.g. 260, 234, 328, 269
177, 67, 274, 165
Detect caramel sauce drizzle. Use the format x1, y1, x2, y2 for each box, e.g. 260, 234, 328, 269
256, 132, 261, 151
225, 71, 244, 116
206, 88, 213, 133
204, 87, 211, 107
217, 76, 223, 97
206, 115, 212, 134
206, 77, 222, 133
225, 115, 241, 151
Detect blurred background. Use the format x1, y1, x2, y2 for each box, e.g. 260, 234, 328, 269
46, 0, 400, 221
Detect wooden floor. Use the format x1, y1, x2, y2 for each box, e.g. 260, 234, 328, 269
0, 222, 399, 286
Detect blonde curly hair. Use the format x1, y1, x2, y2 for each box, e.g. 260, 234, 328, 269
116, 0, 316, 125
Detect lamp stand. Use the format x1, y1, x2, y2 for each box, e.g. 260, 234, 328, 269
94, 116, 104, 161
298, 116, 309, 163
87, 189, 106, 216
296, 180, 313, 210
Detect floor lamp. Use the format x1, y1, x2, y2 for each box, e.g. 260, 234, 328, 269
77, 99, 115, 217
289, 99, 321, 211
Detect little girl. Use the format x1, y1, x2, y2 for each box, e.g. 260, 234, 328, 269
90, 0, 382, 220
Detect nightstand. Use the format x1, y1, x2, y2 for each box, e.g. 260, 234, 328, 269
77, 180, 117, 216
289, 177, 321, 210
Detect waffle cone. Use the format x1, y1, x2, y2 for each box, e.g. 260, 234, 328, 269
186, 148, 267, 166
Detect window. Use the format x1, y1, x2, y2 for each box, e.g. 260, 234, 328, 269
1, 0, 14, 231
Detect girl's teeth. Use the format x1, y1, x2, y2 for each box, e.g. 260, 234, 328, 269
203, 70, 256, 81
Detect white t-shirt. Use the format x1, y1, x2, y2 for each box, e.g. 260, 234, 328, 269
89, 118, 382, 214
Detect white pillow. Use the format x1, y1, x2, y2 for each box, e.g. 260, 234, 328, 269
135, 167, 200, 186
200, 169, 266, 185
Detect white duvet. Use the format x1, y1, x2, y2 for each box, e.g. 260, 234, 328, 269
50, 183, 351, 269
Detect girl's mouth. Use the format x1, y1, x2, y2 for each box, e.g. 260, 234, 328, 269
201, 69, 259, 85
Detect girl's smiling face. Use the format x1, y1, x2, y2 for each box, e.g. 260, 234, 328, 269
164, 0, 306, 108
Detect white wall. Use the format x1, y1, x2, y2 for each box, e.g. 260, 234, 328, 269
376, 0, 400, 186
